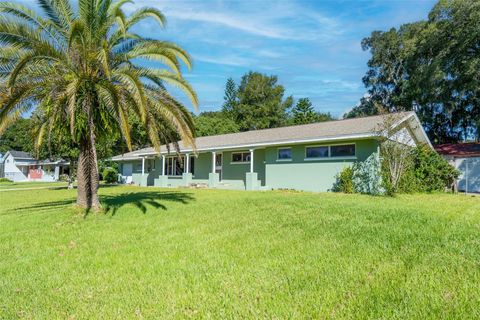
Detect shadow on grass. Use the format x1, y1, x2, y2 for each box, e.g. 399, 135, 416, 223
102, 191, 195, 216
13, 190, 195, 217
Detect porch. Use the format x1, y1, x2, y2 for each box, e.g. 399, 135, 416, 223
126, 149, 265, 190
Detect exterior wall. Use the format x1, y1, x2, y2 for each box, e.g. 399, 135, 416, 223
3, 154, 28, 182
265, 139, 379, 192
117, 139, 379, 192
193, 153, 211, 180
221, 149, 265, 187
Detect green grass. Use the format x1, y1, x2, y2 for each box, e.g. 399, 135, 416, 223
0, 181, 68, 189
1, 186, 479, 319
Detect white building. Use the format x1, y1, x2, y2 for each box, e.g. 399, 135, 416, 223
435, 143, 480, 193
1, 150, 69, 182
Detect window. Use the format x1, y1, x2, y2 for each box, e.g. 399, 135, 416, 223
231, 152, 250, 163
330, 144, 355, 157
165, 156, 194, 176
277, 148, 292, 160
306, 146, 329, 159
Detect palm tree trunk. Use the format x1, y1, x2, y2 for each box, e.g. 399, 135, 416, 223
76, 114, 101, 210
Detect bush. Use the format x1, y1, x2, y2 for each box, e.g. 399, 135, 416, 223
332, 166, 354, 193
58, 174, 70, 182
353, 153, 384, 195
102, 167, 118, 184
401, 146, 459, 192
0, 177, 13, 183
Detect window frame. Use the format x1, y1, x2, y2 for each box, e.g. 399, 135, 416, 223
231, 151, 251, 164
276, 147, 292, 161
304, 145, 330, 160
330, 144, 356, 158
304, 143, 356, 161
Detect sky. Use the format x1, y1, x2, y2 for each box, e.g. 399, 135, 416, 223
21, 0, 437, 117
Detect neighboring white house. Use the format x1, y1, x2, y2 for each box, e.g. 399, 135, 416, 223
435, 143, 480, 193
1, 150, 70, 182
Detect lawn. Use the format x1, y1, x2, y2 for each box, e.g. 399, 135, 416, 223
1, 186, 479, 319
0, 181, 69, 189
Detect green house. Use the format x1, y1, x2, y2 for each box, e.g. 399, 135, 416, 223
111, 112, 431, 192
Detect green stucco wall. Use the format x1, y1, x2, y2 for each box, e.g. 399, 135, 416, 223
192, 153, 211, 179
264, 139, 379, 191
120, 139, 379, 191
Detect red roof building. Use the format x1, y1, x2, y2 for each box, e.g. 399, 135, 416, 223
434, 143, 480, 158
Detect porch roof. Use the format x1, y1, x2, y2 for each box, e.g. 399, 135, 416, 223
112, 111, 430, 161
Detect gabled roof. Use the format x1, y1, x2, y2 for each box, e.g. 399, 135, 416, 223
112, 111, 430, 161
6, 150, 34, 159
435, 143, 480, 158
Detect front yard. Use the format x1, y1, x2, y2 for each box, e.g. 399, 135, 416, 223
0, 186, 479, 318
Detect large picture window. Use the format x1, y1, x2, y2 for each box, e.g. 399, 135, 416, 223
231, 152, 251, 163
306, 146, 329, 159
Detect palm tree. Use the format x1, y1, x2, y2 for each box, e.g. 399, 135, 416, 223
0, 0, 197, 209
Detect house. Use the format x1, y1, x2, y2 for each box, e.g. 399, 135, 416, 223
111, 112, 431, 192
435, 143, 480, 193
1, 150, 70, 182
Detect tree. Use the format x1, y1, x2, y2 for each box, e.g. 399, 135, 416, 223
194, 112, 240, 137
0, 118, 33, 153
291, 98, 334, 125
377, 114, 415, 195
229, 72, 293, 131
221, 78, 237, 117
0, 0, 197, 210
345, 0, 480, 144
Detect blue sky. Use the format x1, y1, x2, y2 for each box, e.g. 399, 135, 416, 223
24, 0, 437, 117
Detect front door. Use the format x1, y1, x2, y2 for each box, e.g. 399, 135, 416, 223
215, 153, 222, 180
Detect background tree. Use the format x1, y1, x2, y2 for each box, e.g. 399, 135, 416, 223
291, 98, 334, 125
221, 78, 237, 118
0, 118, 32, 154
0, 0, 197, 210
229, 72, 293, 131
345, 0, 480, 144
194, 111, 240, 137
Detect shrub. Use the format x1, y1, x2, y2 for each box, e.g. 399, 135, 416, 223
333, 166, 354, 193
58, 174, 70, 182
402, 146, 459, 192
102, 167, 118, 184
353, 153, 384, 195
0, 177, 13, 183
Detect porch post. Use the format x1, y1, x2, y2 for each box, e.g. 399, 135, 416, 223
182, 153, 192, 186
211, 151, 216, 173
162, 155, 165, 176
154, 154, 168, 187
249, 149, 254, 173
209, 151, 219, 188
246, 149, 258, 190
140, 156, 147, 187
